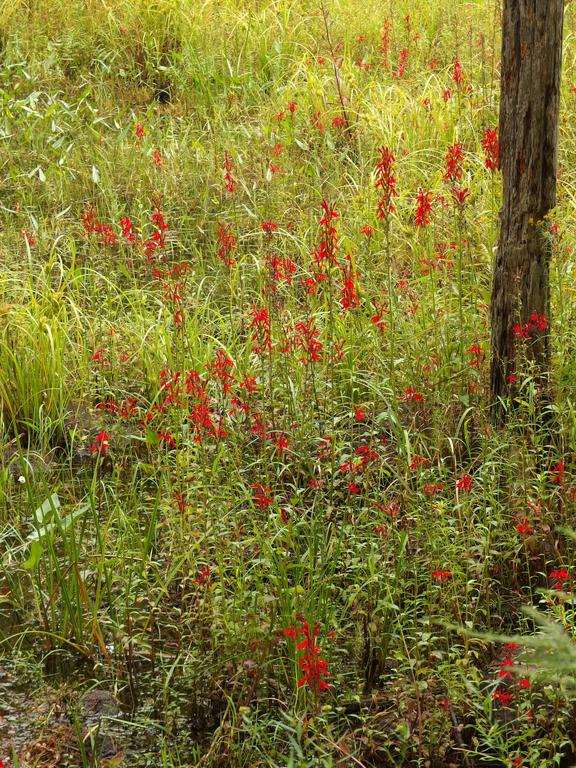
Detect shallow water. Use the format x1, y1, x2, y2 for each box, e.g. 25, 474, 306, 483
0, 650, 221, 766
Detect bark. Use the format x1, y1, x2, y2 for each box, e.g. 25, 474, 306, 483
490, 0, 564, 420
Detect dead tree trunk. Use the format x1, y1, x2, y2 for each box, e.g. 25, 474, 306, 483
490, 0, 564, 421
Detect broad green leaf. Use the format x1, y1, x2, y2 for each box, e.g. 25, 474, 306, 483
23, 540, 43, 570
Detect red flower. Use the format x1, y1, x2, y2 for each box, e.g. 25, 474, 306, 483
377, 500, 399, 519
294, 319, 323, 363
375, 147, 398, 221
287, 101, 297, 113
492, 689, 512, 705
482, 127, 499, 171
119, 217, 137, 243
456, 474, 472, 491
401, 388, 423, 402
549, 568, 570, 591
332, 115, 346, 128
513, 312, 548, 339
409, 454, 430, 471
284, 620, 331, 695
415, 188, 432, 226
393, 48, 408, 78
354, 407, 365, 421
312, 200, 339, 275
253, 483, 273, 510
451, 58, 464, 86
437, 696, 450, 712
512, 322, 530, 339
452, 186, 470, 208
312, 111, 325, 133
90, 431, 110, 455
266, 253, 297, 287
248, 306, 272, 356
207, 349, 234, 394
92, 347, 108, 364
261, 220, 278, 233
529, 312, 548, 331
222, 151, 237, 193
273, 433, 289, 453
498, 657, 514, 680
443, 142, 463, 183
380, 18, 392, 70
433, 569, 452, 583
22, 229, 36, 247
423, 484, 444, 496
152, 148, 162, 167
551, 461, 565, 486
144, 206, 168, 261
81, 205, 118, 247
157, 430, 177, 448
340, 259, 359, 309
195, 565, 212, 585
216, 222, 237, 267
135, 123, 145, 141
514, 517, 533, 537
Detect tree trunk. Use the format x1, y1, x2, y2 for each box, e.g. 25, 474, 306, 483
490, 0, 564, 421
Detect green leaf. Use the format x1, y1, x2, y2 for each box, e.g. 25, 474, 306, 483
146, 428, 160, 447
34, 493, 60, 525
23, 540, 43, 570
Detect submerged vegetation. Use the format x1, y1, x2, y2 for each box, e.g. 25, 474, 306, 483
2, 0, 576, 765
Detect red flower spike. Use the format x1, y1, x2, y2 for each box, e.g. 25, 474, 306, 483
549, 568, 570, 591
90, 431, 110, 455
443, 142, 463, 183
375, 147, 398, 221
222, 151, 237, 193
393, 48, 408, 78
380, 18, 392, 70
492, 689, 512, 706
294, 319, 323, 364
515, 517, 533, 537
285, 620, 331, 695
433, 570, 453, 583
456, 474, 472, 492
451, 58, 464, 86
415, 188, 432, 226
216, 222, 237, 267
482, 127, 499, 171
551, 461, 565, 486
253, 483, 273, 510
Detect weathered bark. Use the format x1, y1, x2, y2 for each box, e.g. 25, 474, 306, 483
490, 0, 564, 420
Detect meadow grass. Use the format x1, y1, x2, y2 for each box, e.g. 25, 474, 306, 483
2, 1, 576, 765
